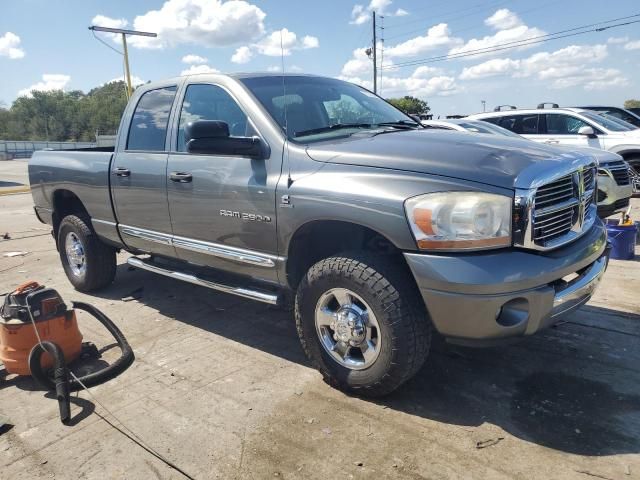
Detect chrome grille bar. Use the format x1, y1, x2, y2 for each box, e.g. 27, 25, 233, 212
513, 161, 597, 251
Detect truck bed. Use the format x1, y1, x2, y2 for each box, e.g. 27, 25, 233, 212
29, 149, 118, 242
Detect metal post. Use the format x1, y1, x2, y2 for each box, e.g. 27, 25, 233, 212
89, 26, 156, 99
121, 33, 133, 99
372, 11, 377, 94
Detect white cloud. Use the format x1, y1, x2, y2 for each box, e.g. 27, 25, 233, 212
341, 47, 372, 76
517, 44, 608, 79
385, 23, 462, 58
484, 9, 522, 30
350, 0, 408, 25
551, 68, 628, 91
180, 64, 219, 76
94, 0, 267, 50
449, 9, 545, 58
231, 46, 253, 64
18, 74, 71, 97
457, 43, 626, 91
267, 64, 303, 73
0, 32, 25, 59
607, 36, 629, 44
232, 28, 319, 62
90, 15, 129, 43
341, 65, 458, 98
459, 58, 520, 80
624, 40, 640, 51
182, 54, 208, 64
302, 35, 319, 49
254, 28, 319, 56
106, 75, 145, 86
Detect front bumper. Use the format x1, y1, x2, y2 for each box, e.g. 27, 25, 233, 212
404, 220, 608, 345
597, 174, 632, 217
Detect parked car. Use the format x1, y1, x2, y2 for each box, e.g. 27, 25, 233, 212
422, 119, 633, 217
576, 106, 640, 128
628, 107, 640, 117
29, 74, 609, 396
468, 107, 640, 178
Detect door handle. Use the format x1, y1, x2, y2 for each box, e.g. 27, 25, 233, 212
113, 167, 131, 177
170, 172, 193, 183
545, 140, 560, 145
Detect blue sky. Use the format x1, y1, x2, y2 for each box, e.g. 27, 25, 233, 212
1, 0, 639, 116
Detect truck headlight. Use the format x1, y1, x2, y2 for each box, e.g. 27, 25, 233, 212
405, 192, 512, 251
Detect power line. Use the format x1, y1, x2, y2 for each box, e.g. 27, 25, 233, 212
387, 0, 559, 44
382, 14, 640, 70
384, 0, 513, 39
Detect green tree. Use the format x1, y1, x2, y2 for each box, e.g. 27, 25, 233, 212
0, 80, 131, 141
386, 96, 430, 115
624, 99, 640, 109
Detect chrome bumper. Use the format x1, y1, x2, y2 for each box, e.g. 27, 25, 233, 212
550, 254, 608, 319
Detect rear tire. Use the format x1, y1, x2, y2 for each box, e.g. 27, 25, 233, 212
295, 252, 431, 397
57, 215, 116, 292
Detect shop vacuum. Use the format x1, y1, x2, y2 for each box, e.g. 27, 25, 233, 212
0, 282, 134, 424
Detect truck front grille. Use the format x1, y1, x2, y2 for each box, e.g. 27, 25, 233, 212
604, 161, 631, 185
514, 163, 597, 251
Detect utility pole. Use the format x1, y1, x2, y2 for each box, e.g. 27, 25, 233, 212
89, 25, 157, 99
372, 11, 377, 94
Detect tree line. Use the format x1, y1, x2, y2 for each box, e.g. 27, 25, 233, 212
0, 81, 129, 142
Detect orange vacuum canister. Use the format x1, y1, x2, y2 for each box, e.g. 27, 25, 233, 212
0, 282, 82, 375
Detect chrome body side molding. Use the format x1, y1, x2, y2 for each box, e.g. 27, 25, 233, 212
127, 257, 280, 305
119, 224, 281, 268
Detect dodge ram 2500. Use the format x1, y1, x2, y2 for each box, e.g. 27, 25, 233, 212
29, 74, 609, 396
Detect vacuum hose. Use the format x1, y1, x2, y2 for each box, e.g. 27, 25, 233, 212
28, 302, 134, 394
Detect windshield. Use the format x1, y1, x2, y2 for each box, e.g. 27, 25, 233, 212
239, 76, 420, 142
597, 112, 638, 131
458, 121, 523, 138
580, 111, 634, 132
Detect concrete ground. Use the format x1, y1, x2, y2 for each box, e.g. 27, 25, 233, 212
0, 159, 29, 194
1, 163, 639, 479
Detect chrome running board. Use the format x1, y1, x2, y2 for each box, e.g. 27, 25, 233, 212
127, 257, 280, 305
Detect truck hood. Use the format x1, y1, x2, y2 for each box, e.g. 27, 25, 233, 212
559, 145, 622, 165
305, 129, 587, 190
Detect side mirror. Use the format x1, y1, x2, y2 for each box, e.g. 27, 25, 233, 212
578, 125, 596, 137
185, 120, 267, 159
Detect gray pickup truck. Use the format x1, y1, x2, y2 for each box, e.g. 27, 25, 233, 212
29, 74, 609, 396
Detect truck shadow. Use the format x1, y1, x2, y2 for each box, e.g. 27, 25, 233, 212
93, 263, 640, 457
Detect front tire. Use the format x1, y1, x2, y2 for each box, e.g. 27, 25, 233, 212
295, 252, 431, 397
57, 215, 116, 292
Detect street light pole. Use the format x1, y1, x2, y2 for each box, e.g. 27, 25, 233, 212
88, 25, 157, 99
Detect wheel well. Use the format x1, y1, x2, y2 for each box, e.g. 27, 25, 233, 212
285, 220, 405, 290
52, 190, 89, 239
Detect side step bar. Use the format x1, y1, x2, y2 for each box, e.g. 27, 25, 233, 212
127, 257, 280, 305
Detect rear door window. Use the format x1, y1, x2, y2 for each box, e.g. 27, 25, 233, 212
493, 114, 540, 134
127, 87, 177, 151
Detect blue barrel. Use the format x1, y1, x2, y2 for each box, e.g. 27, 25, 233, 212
606, 223, 637, 260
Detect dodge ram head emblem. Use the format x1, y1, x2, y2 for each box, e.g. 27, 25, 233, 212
219, 210, 272, 222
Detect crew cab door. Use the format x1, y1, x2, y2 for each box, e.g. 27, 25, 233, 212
539, 113, 605, 149
166, 82, 279, 283
111, 85, 178, 257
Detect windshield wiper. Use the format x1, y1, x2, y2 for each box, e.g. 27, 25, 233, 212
376, 120, 422, 129
293, 123, 373, 137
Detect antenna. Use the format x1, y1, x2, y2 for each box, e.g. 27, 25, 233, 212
281, 31, 293, 188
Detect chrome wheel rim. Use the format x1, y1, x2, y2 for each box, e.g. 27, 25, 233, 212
64, 232, 86, 277
314, 288, 381, 370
